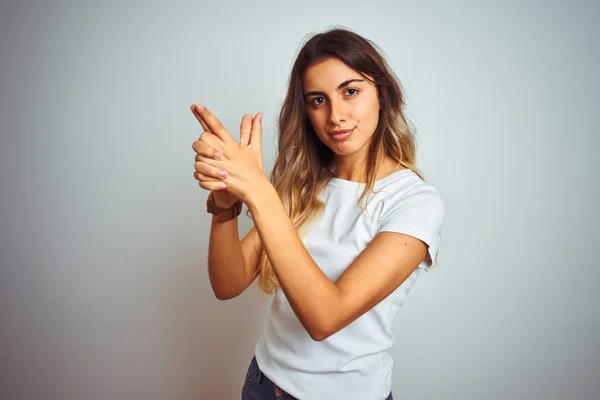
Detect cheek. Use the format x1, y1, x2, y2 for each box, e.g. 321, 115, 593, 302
307, 112, 326, 135
356, 109, 380, 134
353, 95, 379, 121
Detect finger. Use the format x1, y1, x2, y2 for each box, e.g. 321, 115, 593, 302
194, 170, 226, 182
198, 130, 226, 152
192, 139, 224, 160
195, 104, 235, 144
194, 160, 228, 179
199, 180, 227, 191
250, 112, 263, 149
240, 114, 253, 146
190, 104, 210, 132
195, 154, 220, 168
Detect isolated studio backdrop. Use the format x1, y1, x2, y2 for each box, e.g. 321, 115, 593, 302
1, 1, 599, 400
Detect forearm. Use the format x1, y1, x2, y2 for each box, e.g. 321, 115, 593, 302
207, 212, 247, 300
246, 184, 341, 339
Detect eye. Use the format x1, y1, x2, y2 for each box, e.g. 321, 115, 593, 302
310, 97, 325, 106
309, 88, 360, 107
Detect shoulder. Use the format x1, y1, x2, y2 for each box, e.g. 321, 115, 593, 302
379, 170, 445, 216
376, 172, 446, 268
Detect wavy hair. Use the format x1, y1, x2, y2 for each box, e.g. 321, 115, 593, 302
250, 27, 428, 304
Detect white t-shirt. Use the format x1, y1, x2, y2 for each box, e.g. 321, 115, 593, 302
254, 168, 445, 400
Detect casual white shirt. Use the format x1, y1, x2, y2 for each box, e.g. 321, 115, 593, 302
254, 169, 446, 400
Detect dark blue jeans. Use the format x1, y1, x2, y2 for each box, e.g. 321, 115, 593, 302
242, 355, 393, 400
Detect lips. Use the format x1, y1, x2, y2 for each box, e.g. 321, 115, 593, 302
329, 128, 354, 142
330, 129, 353, 136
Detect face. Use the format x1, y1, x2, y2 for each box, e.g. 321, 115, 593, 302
302, 57, 381, 158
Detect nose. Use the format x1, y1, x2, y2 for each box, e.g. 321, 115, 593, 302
328, 97, 346, 126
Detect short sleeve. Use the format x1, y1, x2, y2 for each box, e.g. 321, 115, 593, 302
378, 189, 446, 270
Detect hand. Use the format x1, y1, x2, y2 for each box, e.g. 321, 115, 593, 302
190, 104, 269, 204
191, 105, 242, 208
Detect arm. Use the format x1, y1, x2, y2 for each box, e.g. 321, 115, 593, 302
191, 105, 264, 300
208, 210, 262, 301
246, 183, 428, 341
191, 104, 431, 319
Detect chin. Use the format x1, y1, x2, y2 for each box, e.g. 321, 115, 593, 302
329, 146, 353, 155
328, 136, 369, 155
327, 142, 361, 156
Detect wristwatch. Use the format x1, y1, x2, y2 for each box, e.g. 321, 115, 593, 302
206, 191, 243, 221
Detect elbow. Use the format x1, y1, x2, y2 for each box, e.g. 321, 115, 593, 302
215, 292, 234, 301
307, 309, 343, 341
309, 331, 329, 342
213, 288, 241, 301
308, 323, 335, 342
209, 279, 244, 301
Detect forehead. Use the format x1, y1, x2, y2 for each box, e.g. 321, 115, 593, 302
302, 58, 364, 90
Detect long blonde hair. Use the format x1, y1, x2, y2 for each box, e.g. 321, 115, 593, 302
250, 27, 427, 304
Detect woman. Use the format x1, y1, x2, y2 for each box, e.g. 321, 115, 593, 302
191, 27, 445, 400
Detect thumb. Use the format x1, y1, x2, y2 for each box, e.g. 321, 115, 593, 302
250, 112, 263, 150
240, 114, 253, 146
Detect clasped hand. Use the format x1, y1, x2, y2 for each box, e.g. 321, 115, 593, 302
191, 104, 267, 205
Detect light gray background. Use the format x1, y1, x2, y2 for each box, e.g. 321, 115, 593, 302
1, 1, 599, 399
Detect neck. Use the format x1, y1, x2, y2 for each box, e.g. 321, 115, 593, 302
333, 156, 403, 183
332, 143, 372, 182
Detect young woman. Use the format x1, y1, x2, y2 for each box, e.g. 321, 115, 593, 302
191, 28, 445, 400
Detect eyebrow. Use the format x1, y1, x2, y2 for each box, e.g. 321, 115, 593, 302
303, 79, 365, 99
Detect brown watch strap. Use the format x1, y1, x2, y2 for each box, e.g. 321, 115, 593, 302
206, 191, 243, 221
